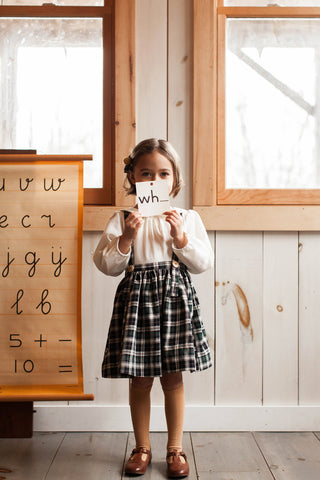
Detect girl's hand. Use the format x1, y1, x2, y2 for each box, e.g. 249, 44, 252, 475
164, 210, 188, 249
119, 212, 144, 254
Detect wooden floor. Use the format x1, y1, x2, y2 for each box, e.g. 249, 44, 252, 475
1, 431, 320, 479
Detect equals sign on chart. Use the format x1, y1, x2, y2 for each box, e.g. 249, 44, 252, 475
59, 365, 73, 373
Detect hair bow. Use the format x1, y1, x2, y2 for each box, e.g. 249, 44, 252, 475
123, 156, 132, 173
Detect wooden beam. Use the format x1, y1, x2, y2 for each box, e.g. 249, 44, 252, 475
114, 0, 136, 207
195, 205, 320, 231
83, 205, 320, 231
193, 0, 217, 205
217, 188, 320, 205
218, 7, 320, 18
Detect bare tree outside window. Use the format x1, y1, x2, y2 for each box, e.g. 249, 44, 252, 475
226, 19, 320, 189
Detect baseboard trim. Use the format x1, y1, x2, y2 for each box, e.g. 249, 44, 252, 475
33, 405, 320, 431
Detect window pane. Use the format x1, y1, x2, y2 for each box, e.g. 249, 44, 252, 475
3, 1, 104, 5
224, 1, 320, 5
226, 19, 320, 188
0, 18, 103, 188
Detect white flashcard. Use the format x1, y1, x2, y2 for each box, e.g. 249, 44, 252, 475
136, 180, 170, 217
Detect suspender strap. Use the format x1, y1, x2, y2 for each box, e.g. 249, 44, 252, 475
122, 210, 134, 268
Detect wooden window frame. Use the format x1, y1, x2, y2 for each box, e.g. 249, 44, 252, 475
0, 1, 135, 208
193, 0, 320, 230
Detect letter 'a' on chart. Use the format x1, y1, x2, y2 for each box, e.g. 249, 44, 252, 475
136, 180, 170, 217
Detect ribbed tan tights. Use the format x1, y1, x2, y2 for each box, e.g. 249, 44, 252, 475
129, 372, 185, 452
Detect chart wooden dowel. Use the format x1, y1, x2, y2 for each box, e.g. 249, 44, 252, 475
0, 154, 93, 162
0, 394, 94, 402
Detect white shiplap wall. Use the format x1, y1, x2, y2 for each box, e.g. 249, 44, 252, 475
34, 0, 320, 431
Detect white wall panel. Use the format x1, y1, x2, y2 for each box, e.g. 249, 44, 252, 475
136, 0, 167, 141
168, 0, 193, 209
263, 232, 298, 405
187, 231, 215, 405
299, 232, 320, 404
215, 232, 263, 405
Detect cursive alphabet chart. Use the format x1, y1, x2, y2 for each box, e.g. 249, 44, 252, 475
0, 160, 85, 398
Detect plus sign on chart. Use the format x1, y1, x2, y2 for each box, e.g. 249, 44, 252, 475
34, 334, 47, 348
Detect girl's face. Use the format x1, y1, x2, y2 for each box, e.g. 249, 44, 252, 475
130, 151, 175, 194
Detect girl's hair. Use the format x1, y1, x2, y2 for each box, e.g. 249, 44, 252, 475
123, 138, 183, 198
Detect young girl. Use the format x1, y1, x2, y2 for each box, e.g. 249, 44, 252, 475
93, 138, 213, 478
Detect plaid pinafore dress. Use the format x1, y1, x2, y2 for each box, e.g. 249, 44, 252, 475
101, 213, 212, 378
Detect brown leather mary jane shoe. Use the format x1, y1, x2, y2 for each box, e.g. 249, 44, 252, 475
166, 451, 189, 478
125, 447, 152, 475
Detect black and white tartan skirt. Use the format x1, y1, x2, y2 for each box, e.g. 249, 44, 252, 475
101, 259, 212, 378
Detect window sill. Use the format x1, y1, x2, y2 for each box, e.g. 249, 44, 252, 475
83, 205, 320, 231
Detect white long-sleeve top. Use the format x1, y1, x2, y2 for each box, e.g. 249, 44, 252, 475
93, 207, 213, 277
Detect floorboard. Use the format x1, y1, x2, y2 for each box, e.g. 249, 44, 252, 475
254, 432, 320, 480
191, 432, 274, 480
0, 432, 65, 480
45, 432, 128, 480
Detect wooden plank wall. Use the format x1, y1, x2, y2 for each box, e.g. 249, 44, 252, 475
35, 0, 320, 430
